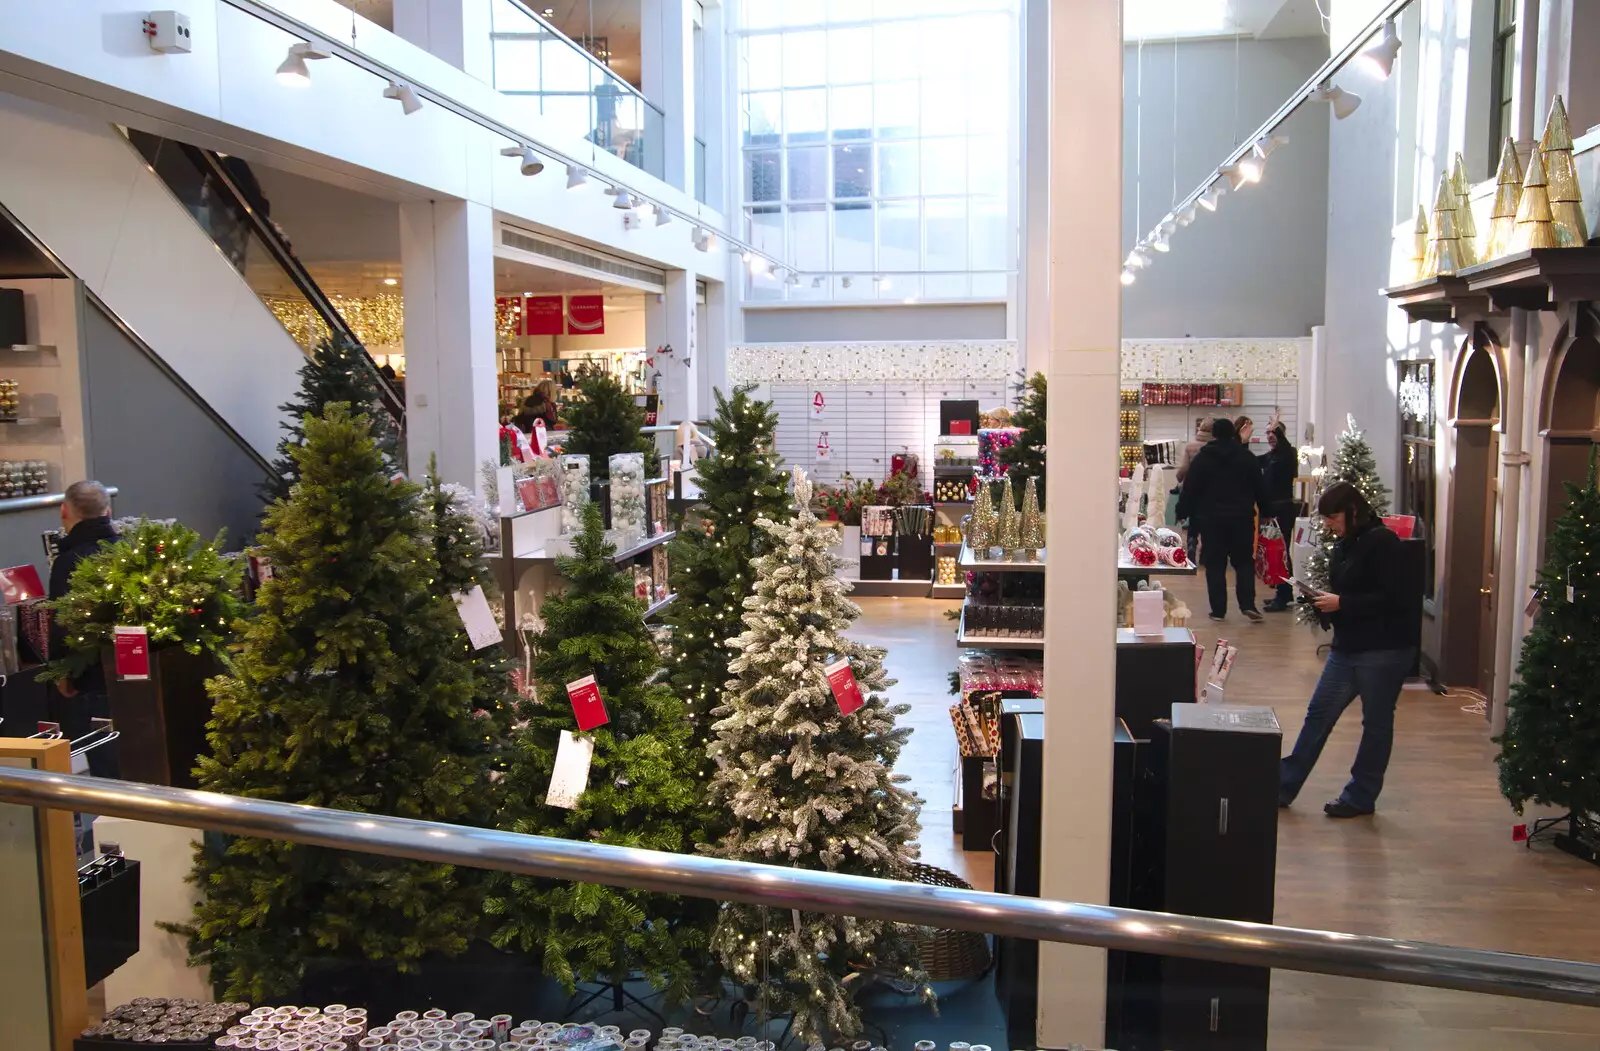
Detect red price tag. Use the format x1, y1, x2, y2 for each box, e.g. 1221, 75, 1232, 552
113, 625, 151, 681
566, 674, 610, 731
824, 657, 864, 716
1512, 824, 1528, 842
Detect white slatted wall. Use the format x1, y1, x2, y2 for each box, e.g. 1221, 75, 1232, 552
760, 380, 1010, 486
1135, 381, 1300, 452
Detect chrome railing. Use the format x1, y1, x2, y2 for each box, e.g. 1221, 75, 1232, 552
4, 767, 1599, 1007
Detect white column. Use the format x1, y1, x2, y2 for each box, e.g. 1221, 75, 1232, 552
399, 199, 499, 489
642, 0, 695, 192
703, 277, 731, 412
1038, 0, 1121, 1046
1018, 0, 1052, 378
392, 0, 493, 81
647, 271, 699, 425
701, 2, 728, 209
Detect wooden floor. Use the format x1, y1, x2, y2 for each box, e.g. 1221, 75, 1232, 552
852, 578, 1600, 1050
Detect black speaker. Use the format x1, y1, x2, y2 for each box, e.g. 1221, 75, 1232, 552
0, 288, 25, 347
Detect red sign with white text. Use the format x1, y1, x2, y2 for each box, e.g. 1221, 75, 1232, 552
0, 564, 45, 604
566, 674, 610, 731
524, 295, 565, 336
824, 657, 864, 716
113, 625, 151, 681
567, 294, 606, 335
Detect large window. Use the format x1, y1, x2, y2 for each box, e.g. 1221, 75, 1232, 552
736, 1, 1017, 302
1398, 360, 1437, 599
1488, 0, 1516, 177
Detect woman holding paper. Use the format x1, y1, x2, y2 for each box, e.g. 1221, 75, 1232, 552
1278, 481, 1414, 818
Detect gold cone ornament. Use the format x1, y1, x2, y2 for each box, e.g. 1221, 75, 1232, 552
1539, 94, 1589, 247
1484, 137, 1524, 259
1450, 152, 1479, 267
1410, 204, 1430, 281
1513, 147, 1561, 251
1423, 173, 1464, 277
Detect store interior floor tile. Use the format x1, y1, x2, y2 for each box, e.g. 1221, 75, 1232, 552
851, 580, 1600, 1050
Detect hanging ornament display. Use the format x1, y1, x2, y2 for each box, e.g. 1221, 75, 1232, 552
1540, 94, 1589, 248
1450, 152, 1480, 268
1483, 137, 1525, 260
1513, 147, 1561, 251
1423, 172, 1464, 277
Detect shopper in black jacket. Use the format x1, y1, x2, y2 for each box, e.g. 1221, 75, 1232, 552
1279, 481, 1415, 818
1175, 417, 1266, 622
1259, 423, 1299, 611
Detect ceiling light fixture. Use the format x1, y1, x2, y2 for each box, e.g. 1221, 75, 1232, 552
692, 227, 714, 251
1257, 133, 1290, 157
1120, 268, 1137, 286
1151, 230, 1171, 253
655, 205, 672, 226
841, 276, 853, 289
811, 276, 823, 288
1126, 249, 1149, 270
384, 79, 422, 115
1177, 202, 1198, 226
276, 41, 331, 87
1358, 19, 1401, 79
1199, 183, 1224, 210
613, 189, 635, 209
500, 145, 545, 176
565, 165, 588, 190
1313, 81, 1362, 120
382, 277, 398, 286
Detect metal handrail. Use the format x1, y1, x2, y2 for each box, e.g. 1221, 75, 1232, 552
3, 767, 1598, 1007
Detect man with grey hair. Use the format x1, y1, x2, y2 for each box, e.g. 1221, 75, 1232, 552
49, 483, 120, 816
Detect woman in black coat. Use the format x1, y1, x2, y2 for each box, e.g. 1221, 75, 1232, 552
1260, 423, 1299, 611
1278, 481, 1415, 818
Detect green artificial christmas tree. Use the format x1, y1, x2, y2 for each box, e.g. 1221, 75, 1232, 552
705, 466, 927, 1045
485, 501, 704, 1001
1299, 415, 1393, 624
423, 460, 517, 798
40, 519, 242, 684
265, 337, 400, 504
998, 372, 1047, 507
563, 367, 654, 480
1496, 448, 1600, 843
666, 387, 792, 791
181, 405, 492, 1000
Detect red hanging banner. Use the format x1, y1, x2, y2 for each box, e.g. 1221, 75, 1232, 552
524, 295, 565, 336
567, 294, 606, 335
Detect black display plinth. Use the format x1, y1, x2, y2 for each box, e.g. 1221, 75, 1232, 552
1115, 627, 1198, 738
102, 646, 220, 788
959, 753, 999, 851
81, 857, 140, 987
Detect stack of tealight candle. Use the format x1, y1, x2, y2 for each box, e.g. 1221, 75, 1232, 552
657, 1032, 775, 1051
77, 996, 250, 1045
214, 1004, 368, 1049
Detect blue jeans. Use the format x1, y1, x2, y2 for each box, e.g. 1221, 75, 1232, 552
1279, 647, 1415, 811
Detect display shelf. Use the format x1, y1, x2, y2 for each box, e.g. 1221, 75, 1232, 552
934, 499, 972, 507
930, 582, 967, 599
614, 529, 676, 562
0, 417, 61, 427
959, 544, 1046, 573
0, 486, 118, 516
1116, 558, 1197, 577
0, 344, 56, 354
933, 540, 963, 549
644, 592, 677, 619
957, 608, 1044, 650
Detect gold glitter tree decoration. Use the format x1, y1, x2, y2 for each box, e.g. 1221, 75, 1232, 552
1540, 95, 1589, 248
1410, 204, 1430, 281
1423, 172, 1465, 277
1513, 147, 1560, 251
1451, 152, 1480, 267
1019, 475, 1044, 557
968, 480, 997, 553
1483, 137, 1524, 260
996, 474, 1020, 558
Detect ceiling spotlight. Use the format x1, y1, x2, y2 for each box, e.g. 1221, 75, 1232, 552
1120, 268, 1137, 286
841, 276, 853, 288
811, 276, 823, 288
500, 145, 545, 176
785, 272, 801, 287
384, 79, 422, 115
741, 251, 753, 263
1358, 19, 1401, 79
1151, 231, 1171, 253
1158, 219, 1177, 237
876, 275, 892, 290
566, 165, 588, 190
655, 206, 672, 226
276, 41, 331, 87
1313, 81, 1362, 120
613, 189, 635, 209
1257, 133, 1290, 157
1177, 202, 1198, 226
1126, 249, 1149, 269
1200, 183, 1224, 210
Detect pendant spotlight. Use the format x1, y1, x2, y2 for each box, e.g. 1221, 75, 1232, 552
500, 145, 545, 176
383, 79, 423, 115
841, 276, 853, 289
692, 227, 715, 251
1199, 183, 1224, 210
1177, 202, 1198, 226
565, 165, 589, 190
1313, 81, 1362, 120
1358, 19, 1401, 79
1120, 268, 1137, 286
613, 189, 636, 209
276, 41, 331, 87
811, 276, 824, 288
655, 205, 672, 226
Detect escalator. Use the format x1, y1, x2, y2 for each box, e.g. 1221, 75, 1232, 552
124, 130, 405, 430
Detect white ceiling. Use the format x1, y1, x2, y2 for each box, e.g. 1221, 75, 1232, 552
1125, 0, 1329, 40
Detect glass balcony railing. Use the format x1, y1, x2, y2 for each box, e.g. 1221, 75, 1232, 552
5, 766, 1600, 1051
490, 0, 665, 182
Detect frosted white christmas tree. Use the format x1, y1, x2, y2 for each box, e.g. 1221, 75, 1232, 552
704, 466, 927, 1045
1299, 415, 1392, 623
